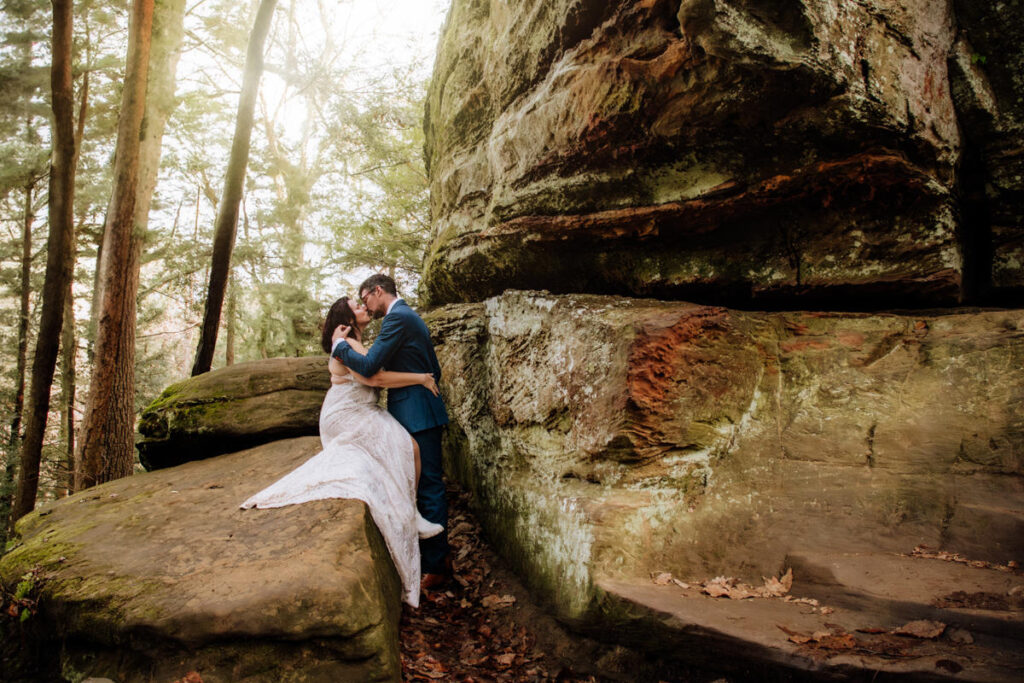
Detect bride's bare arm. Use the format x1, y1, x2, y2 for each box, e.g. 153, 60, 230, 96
348, 368, 439, 396
328, 356, 349, 384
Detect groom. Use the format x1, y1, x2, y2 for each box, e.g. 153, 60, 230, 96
331, 273, 450, 589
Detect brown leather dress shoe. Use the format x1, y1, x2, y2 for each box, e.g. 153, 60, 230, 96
421, 573, 449, 591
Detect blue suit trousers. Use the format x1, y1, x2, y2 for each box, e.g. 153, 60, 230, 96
412, 425, 448, 574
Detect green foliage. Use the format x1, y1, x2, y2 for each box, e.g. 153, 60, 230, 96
2, 567, 42, 624
0, 0, 445, 509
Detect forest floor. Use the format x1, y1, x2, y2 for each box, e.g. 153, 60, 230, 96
399, 486, 730, 683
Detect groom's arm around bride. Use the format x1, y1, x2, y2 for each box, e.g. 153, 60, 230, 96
332, 274, 451, 583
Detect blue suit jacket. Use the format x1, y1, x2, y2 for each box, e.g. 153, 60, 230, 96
333, 299, 448, 434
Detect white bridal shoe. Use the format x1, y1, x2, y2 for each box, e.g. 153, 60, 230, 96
416, 513, 444, 539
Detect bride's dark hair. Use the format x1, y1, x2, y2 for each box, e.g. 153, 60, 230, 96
321, 296, 360, 353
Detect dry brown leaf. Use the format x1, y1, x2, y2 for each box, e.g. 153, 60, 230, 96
761, 576, 788, 597
727, 586, 756, 600
816, 633, 857, 650
495, 653, 516, 666
651, 572, 673, 585
450, 522, 474, 537
480, 594, 516, 609
704, 583, 731, 598
777, 624, 813, 644
894, 619, 946, 639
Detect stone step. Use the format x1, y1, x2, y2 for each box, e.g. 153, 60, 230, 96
786, 551, 1024, 642
597, 575, 1024, 682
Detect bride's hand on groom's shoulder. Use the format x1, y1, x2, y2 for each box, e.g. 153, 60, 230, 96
422, 373, 439, 397
332, 324, 351, 345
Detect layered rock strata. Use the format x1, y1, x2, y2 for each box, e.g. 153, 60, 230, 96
427, 290, 1024, 677
137, 357, 329, 470
0, 437, 402, 683
422, 0, 1022, 307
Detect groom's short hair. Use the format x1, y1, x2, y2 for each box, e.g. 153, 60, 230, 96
359, 273, 397, 297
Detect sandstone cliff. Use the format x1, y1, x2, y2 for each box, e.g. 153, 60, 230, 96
423, 0, 1022, 308
418, 0, 1024, 678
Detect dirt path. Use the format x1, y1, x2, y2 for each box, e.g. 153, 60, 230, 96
399, 487, 726, 683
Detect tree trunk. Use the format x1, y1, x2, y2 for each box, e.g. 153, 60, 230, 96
59, 275, 77, 496
225, 281, 237, 366
10, 180, 35, 451
60, 57, 91, 498
12, 0, 78, 522
191, 0, 278, 376
2, 179, 35, 528
76, 0, 156, 490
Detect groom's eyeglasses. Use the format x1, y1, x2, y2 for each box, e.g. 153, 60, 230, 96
360, 288, 379, 306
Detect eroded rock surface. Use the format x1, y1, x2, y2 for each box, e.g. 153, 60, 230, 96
427, 291, 1024, 678
137, 357, 329, 470
422, 0, 1022, 307
0, 437, 401, 683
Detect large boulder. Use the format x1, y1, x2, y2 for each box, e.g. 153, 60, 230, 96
422, 0, 1022, 308
137, 357, 329, 470
0, 437, 402, 683
428, 291, 1024, 678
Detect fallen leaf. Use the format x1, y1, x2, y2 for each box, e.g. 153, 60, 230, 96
777, 624, 813, 644
494, 653, 515, 666
480, 594, 516, 609
671, 578, 691, 590
450, 522, 474, 537
651, 572, 673, 586
818, 633, 857, 650
704, 583, 730, 598
894, 620, 946, 639
784, 596, 820, 607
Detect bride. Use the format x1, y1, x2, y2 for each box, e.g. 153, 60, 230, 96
241, 296, 439, 607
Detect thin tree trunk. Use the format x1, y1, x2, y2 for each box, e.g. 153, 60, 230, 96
191, 0, 278, 376
225, 280, 236, 366
76, 0, 156, 490
12, 0, 78, 522
10, 180, 35, 451
1, 179, 35, 527
60, 52, 91, 497
59, 276, 76, 496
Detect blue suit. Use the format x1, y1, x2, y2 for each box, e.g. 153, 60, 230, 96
333, 299, 449, 573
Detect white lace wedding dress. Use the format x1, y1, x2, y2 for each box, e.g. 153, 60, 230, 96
240, 377, 421, 606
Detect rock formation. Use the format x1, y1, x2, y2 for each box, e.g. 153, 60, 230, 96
427, 291, 1024, 678
419, 0, 1024, 676
0, 437, 402, 682
422, 0, 1023, 308
137, 357, 329, 470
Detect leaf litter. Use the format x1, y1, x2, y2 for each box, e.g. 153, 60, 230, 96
399, 488, 601, 682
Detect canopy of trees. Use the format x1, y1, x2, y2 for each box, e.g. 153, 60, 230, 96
0, 0, 444, 533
